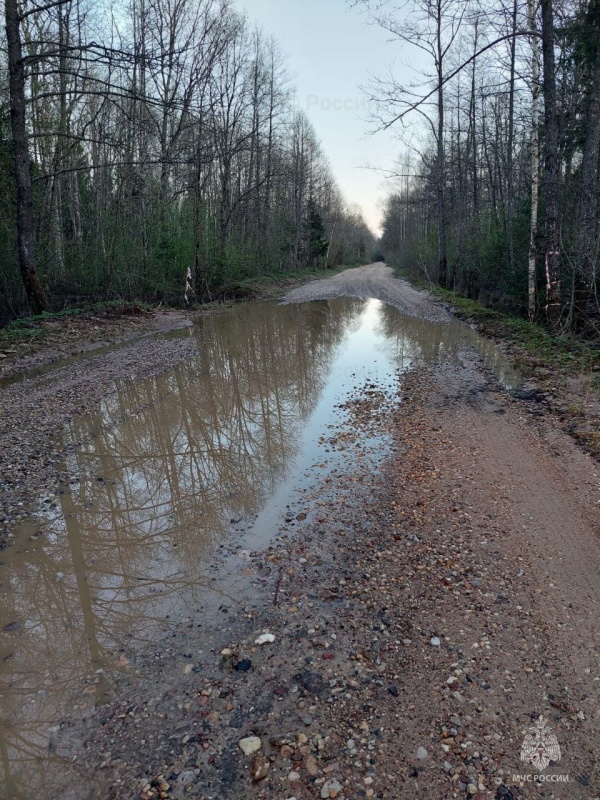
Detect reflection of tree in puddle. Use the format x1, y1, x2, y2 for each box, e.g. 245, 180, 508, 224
0, 298, 361, 797
0, 297, 515, 796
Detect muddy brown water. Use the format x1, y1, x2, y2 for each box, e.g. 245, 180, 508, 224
0, 297, 518, 797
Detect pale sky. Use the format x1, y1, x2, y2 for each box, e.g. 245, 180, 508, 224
239, 0, 406, 236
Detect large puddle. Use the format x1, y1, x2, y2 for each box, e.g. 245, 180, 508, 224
0, 297, 518, 797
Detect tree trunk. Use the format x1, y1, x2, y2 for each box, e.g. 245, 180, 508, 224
470, 22, 479, 221
528, 0, 540, 321
506, 0, 518, 276
540, 0, 562, 325
436, 1, 447, 288
5, 0, 48, 313
574, 4, 600, 326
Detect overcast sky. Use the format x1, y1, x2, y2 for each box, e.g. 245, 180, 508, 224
239, 0, 409, 236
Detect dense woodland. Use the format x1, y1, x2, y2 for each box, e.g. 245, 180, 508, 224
0, 0, 375, 320
364, 0, 600, 328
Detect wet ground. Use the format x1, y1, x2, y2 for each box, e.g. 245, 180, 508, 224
280, 263, 450, 323
0, 268, 598, 800
0, 292, 518, 799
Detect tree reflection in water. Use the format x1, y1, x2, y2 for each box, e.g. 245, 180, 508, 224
0, 298, 518, 796
0, 298, 363, 796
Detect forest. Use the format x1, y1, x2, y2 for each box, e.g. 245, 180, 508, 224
0, 0, 375, 320
3, 0, 600, 331
368, 0, 600, 330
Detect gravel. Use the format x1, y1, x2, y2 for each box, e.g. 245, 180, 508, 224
280, 263, 451, 323
43, 349, 600, 799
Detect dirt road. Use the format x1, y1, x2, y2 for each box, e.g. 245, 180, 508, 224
281, 262, 451, 323
1, 267, 599, 799
71, 353, 600, 800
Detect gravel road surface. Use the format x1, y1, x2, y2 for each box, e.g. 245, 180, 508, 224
281, 263, 451, 323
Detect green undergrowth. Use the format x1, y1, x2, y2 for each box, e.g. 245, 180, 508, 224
0, 268, 345, 348
432, 286, 600, 383
0, 300, 153, 347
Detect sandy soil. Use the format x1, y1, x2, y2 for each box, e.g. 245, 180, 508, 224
281, 263, 451, 323
2, 268, 599, 799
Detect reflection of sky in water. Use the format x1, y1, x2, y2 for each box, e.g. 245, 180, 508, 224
300, 299, 413, 442
0, 297, 519, 799
249, 299, 416, 546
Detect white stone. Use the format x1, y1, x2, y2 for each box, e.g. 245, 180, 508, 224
239, 736, 261, 756
255, 633, 276, 645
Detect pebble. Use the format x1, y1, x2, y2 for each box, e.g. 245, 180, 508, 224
251, 754, 270, 781
305, 754, 319, 776
430, 636, 441, 646
321, 778, 343, 798
3, 621, 20, 632
176, 770, 196, 786
239, 736, 262, 756
255, 633, 275, 645
416, 746, 428, 760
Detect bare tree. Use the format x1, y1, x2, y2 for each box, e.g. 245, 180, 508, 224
540, 0, 561, 323
4, 0, 53, 312
527, 0, 540, 320
377, 0, 599, 330
0, 0, 382, 318
355, 0, 469, 287
573, 0, 600, 325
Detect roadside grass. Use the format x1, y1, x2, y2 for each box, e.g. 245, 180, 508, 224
232, 266, 345, 293
396, 273, 600, 459
0, 300, 153, 349
426, 285, 600, 385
